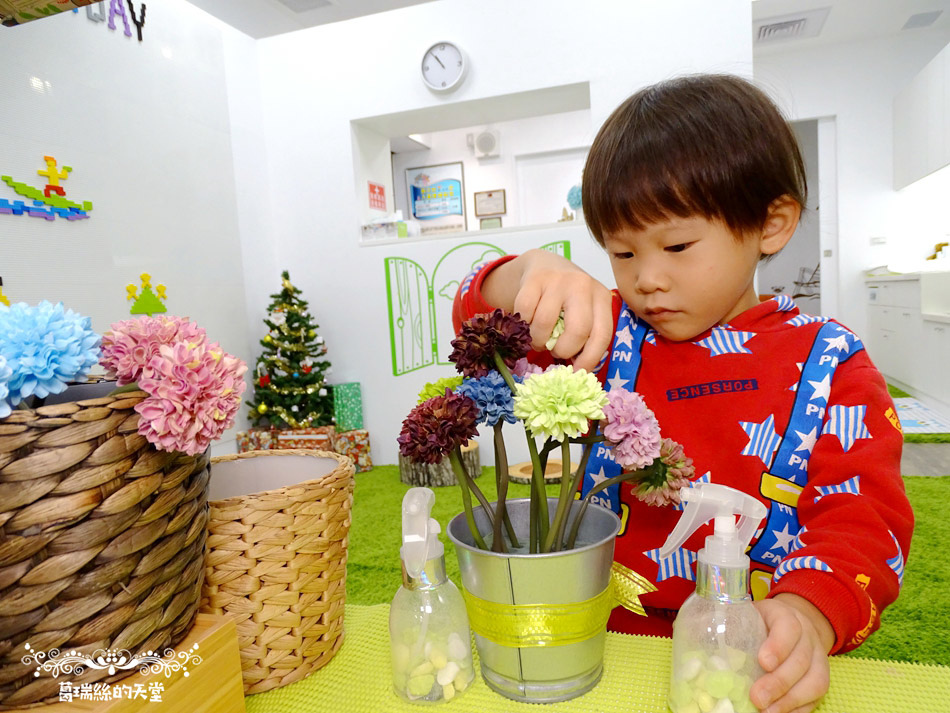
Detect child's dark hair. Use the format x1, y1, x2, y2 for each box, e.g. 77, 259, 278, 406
582, 74, 807, 246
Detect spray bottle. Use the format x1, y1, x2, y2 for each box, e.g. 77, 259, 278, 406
390, 487, 474, 703
659, 483, 768, 713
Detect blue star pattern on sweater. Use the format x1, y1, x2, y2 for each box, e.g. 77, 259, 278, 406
774, 555, 832, 582
773, 294, 797, 312
821, 405, 871, 452
786, 314, 828, 327
813, 475, 861, 504
886, 530, 905, 588
644, 546, 697, 582
739, 414, 782, 466
696, 327, 756, 356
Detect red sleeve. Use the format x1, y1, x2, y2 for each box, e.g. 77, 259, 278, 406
766, 346, 913, 653
452, 255, 622, 382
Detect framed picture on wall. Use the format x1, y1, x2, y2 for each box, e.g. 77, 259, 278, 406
479, 216, 502, 229
405, 161, 467, 235
474, 189, 506, 217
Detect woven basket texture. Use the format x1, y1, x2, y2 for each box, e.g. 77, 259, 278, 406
0, 391, 210, 709
201, 449, 355, 694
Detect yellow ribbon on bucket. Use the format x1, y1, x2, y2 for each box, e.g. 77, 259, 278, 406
462, 561, 658, 648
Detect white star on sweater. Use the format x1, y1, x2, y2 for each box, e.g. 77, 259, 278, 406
808, 374, 831, 402
770, 523, 797, 553
615, 325, 635, 349
794, 427, 818, 454
589, 467, 611, 487
823, 335, 851, 353
606, 370, 629, 391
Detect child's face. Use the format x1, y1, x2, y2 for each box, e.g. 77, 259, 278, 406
604, 215, 763, 341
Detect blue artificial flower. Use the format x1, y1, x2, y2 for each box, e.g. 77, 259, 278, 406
567, 184, 583, 211
456, 370, 521, 427
0, 355, 12, 419
0, 301, 101, 410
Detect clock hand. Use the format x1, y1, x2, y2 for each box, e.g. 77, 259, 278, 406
432, 53, 445, 69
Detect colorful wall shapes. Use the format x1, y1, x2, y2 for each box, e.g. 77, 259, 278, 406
0, 198, 89, 221
37, 155, 70, 198
0, 277, 10, 307
127, 273, 167, 316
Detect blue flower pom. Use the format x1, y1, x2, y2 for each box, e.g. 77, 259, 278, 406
567, 184, 583, 211
457, 371, 520, 427
0, 356, 12, 419
0, 301, 101, 411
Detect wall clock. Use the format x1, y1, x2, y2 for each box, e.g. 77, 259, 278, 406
421, 41, 467, 92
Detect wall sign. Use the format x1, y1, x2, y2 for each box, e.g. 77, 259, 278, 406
127, 272, 167, 316
405, 161, 466, 235
368, 181, 386, 211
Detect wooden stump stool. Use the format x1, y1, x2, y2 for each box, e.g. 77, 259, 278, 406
399, 440, 481, 487
508, 459, 579, 485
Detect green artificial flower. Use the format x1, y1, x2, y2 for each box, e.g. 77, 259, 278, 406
545, 314, 566, 351
417, 376, 464, 404
513, 365, 607, 441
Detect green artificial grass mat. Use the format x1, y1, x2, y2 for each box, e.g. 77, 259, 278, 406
888, 384, 913, 399
347, 466, 949, 667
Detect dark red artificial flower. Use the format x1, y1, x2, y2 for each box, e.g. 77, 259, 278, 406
397, 390, 479, 463
448, 309, 532, 378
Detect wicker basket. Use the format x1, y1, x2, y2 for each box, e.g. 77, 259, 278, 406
200, 449, 354, 694
0, 391, 210, 709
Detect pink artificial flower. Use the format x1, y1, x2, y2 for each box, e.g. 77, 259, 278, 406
602, 389, 661, 470
511, 357, 543, 379
633, 438, 695, 507
100, 316, 207, 385
135, 340, 247, 455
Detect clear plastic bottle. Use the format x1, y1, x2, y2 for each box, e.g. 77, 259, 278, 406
390, 487, 475, 703
659, 484, 769, 713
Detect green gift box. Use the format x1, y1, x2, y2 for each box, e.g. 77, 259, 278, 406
332, 382, 364, 432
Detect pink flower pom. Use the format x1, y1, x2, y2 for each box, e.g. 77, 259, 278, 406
511, 357, 543, 379
100, 316, 207, 385
602, 389, 661, 470
135, 341, 247, 455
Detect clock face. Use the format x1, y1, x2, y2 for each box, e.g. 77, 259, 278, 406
422, 42, 465, 91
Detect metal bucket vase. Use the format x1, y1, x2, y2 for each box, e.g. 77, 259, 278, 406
447, 498, 621, 703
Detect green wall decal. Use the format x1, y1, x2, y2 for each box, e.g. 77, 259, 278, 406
384, 240, 571, 376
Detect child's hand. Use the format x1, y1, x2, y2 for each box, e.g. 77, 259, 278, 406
751, 593, 834, 713
482, 249, 613, 372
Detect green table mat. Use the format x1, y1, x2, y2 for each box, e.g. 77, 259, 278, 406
246, 604, 950, 713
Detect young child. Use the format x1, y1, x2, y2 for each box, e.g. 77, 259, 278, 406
453, 74, 913, 713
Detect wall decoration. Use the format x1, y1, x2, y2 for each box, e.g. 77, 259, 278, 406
125, 0, 145, 42
107, 0, 130, 36
127, 272, 167, 316
479, 216, 502, 230
1, 156, 92, 221
474, 189, 506, 217
0, 0, 97, 26
405, 161, 466, 235
368, 181, 386, 211
0, 277, 10, 307
384, 239, 571, 376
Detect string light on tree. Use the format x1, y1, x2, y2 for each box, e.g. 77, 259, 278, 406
246, 271, 334, 430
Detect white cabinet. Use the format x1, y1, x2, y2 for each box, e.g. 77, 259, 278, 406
865, 274, 950, 407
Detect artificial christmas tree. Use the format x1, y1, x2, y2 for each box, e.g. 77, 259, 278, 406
246, 271, 334, 429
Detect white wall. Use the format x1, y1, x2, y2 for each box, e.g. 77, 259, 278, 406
248, 0, 754, 465
754, 28, 950, 338
0, 1, 253, 453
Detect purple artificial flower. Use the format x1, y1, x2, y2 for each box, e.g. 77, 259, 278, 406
602, 389, 661, 470
633, 438, 696, 507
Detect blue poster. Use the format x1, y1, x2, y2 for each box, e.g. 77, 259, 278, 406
406, 162, 466, 235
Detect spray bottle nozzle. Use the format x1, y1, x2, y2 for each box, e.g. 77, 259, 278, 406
401, 487, 445, 578
659, 483, 767, 568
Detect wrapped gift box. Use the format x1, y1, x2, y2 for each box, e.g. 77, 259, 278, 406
332, 382, 364, 431
275, 425, 336, 450
332, 428, 372, 472
236, 428, 276, 452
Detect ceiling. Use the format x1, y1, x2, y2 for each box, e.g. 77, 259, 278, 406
187, 0, 950, 45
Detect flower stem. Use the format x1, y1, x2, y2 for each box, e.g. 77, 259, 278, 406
493, 353, 517, 392
562, 423, 599, 550
565, 466, 648, 549
449, 449, 488, 550
543, 440, 574, 552
529, 482, 539, 553
491, 423, 510, 553
526, 435, 550, 547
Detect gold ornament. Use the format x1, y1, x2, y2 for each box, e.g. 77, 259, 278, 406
308, 330, 316, 338
263, 334, 272, 343
258, 403, 268, 413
